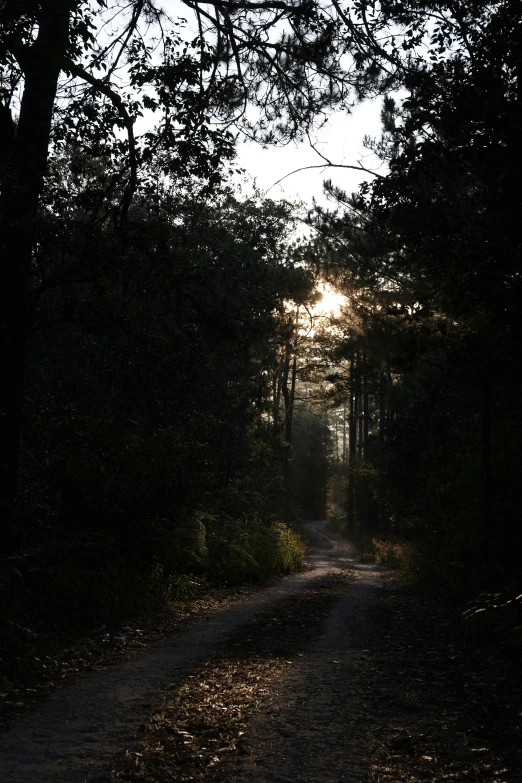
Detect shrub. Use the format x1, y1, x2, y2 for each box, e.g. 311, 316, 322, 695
371, 538, 417, 572
206, 515, 305, 584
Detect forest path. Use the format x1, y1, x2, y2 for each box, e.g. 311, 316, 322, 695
0, 521, 367, 783
225, 520, 381, 783
0, 524, 514, 783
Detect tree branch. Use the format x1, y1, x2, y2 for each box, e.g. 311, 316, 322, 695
64, 60, 138, 220
200, 0, 310, 12
268, 160, 383, 192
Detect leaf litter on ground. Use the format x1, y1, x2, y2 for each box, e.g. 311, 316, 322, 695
100, 569, 356, 782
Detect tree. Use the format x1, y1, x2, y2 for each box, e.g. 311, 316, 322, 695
306, 0, 522, 588
0, 157, 314, 670
292, 405, 331, 518
5, 0, 473, 535
0, 0, 393, 536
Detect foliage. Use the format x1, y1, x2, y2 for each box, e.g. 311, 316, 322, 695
309, 0, 522, 597
370, 539, 417, 573
206, 516, 306, 584
0, 165, 314, 676
2, 0, 521, 676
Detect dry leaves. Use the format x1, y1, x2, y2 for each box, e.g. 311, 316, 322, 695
103, 570, 355, 782
355, 576, 521, 783
0, 584, 265, 733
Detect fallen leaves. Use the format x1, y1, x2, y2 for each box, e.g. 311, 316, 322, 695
0, 584, 266, 733
102, 570, 355, 782
355, 575, 518, 783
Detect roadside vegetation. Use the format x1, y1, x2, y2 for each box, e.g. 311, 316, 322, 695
315, 0, 521, 603
328, 513, 417, 574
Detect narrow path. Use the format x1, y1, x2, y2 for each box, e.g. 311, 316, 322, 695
0, 521, 372, 783
228, 522, 381, 783
220, 528, 517, 783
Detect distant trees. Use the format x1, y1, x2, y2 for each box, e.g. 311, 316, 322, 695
3, 0, 499, 531
2, 0, 393, 663
26, 159, 312, 514
292, 407, 332, 519
1, 0, 521, 670
269, 297, 336, 521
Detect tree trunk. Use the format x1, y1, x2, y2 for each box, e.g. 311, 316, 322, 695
0, 3, 71, 550
272, 354, 283, 431
362, 349, 370, 531
374, 368, 388, 529
379, 369, 386, 454
342, 403, 347, 463
354, 357, 360, 466
281, 324, 298, 524
481, 373, 492, 533
286, 354, 297, 444
283, 353, 297, 524
347, 352, 356, 528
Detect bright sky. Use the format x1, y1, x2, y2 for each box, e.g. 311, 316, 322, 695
287, 283, 348, 335
236, 98, 385, 209
91, 1, 385, 215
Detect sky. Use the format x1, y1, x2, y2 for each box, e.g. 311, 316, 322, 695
235, 98, 385, 209
84, 1, 386, 215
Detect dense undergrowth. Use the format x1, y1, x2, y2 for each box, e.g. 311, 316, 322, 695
327, 514, 417, 574
3, 0, 522, 691
1, 500, 306, 678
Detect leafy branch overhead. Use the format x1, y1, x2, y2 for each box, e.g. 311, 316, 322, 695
1, 0, 405, 218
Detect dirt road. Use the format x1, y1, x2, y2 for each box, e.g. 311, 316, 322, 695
228, 521, 380, 783
0, 523, 517, 783
0, 522, 365, 782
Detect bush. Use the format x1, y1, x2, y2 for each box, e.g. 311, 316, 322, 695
0, 508, 306, 677
206, 516, 306, 584
371, 538, 417, 572
2, 408, 306, 679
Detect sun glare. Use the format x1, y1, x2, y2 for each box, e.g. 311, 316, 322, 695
314, 282, 347, 317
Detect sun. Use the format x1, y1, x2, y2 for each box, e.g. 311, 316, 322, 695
314, 282, 347, 317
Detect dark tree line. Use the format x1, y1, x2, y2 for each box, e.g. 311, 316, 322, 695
1, 0, 366, 672
309, 0, 522, 593
2, 155, 321, 672
0, 0, 394, 529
